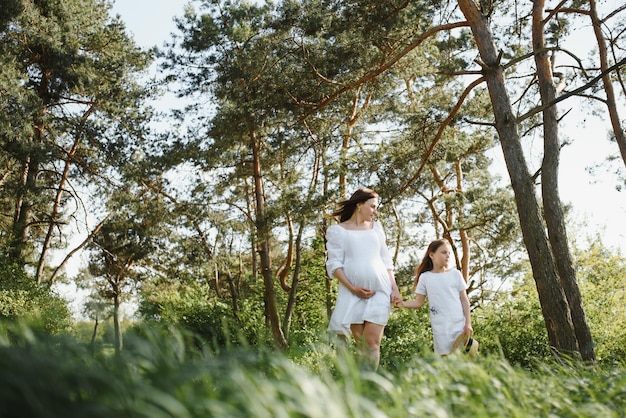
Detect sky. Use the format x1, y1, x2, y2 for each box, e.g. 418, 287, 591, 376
109, 0, 625, 254
111, 1, 186, 51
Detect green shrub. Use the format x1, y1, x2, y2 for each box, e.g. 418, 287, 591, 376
0, 254, 71, 336
284, 236, 338, 347
575, 240, 626, 364
137, 280, 270, 351
381, 307, 433, 370
469, 241, 626, 367
454, 269, 550, 368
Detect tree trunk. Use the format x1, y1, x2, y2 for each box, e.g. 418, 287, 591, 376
339, 86, 371, 199
113, 288, 123, 355
390, 203, 402, 266
457, 0, 578, 356
213, 262, 223, 298
282, 220, 305, 339
11, 68, 50, 265
37, 143, 74, 285
246, 180, 259, 283
589, 0, 626, 167
90, 313, 99, 354
10, 155, 37, 263
250, 129, 288, 349
227, 272, 240, 316
278, 213, 294, 292
532, 0, 595, 363
321, 139, 334, 322
37, 105, 94, 285
428, 162, 470, 280
454, 158, 471, 281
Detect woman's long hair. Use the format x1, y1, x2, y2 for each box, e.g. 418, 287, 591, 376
413, 239, 450, 291
331, 188, 378, 222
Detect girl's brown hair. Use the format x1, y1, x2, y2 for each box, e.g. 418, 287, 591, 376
331, 188, 378, 222
413, 239, 450, 291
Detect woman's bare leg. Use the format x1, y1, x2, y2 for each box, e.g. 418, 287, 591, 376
350, 321, 385, 369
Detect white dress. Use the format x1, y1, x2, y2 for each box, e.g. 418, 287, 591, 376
415, 269, 467, 355
326, 222, 394, 335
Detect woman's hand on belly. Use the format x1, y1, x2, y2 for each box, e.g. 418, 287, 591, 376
352, 287, 376, 299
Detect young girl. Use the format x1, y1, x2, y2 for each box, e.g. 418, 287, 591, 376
400, 239, 473, 356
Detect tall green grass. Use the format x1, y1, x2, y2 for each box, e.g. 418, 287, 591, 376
0, 322, 624, 417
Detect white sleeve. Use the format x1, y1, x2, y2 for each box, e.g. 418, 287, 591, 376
374, 221, 394, 270
415, 273, 427, 295
454, 269, 468, 290
325, 225, 344, 278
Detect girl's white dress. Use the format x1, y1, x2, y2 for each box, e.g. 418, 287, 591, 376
415, 269, 467, 355
326, 222, 394, 335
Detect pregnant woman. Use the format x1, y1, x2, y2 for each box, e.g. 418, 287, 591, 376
325, 187, 402, 369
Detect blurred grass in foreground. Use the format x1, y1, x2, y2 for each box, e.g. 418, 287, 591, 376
0, 322, 624, 418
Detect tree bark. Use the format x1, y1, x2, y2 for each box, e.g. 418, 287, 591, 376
90, 313, 99, 354
589, 0, 626, 168
339, 87, 369, 199
251, 129, 288, 349
11, 151, 38, 263
457, 0, 578, 356
226, 272, 240, 316
532, 0, 595, 362
246, 180, 259, 283
37, 105, 95, 285
278, 213, 294, 292
282, 220, 304, 339
455, 159, 471, 282
113, 284, 122, 355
